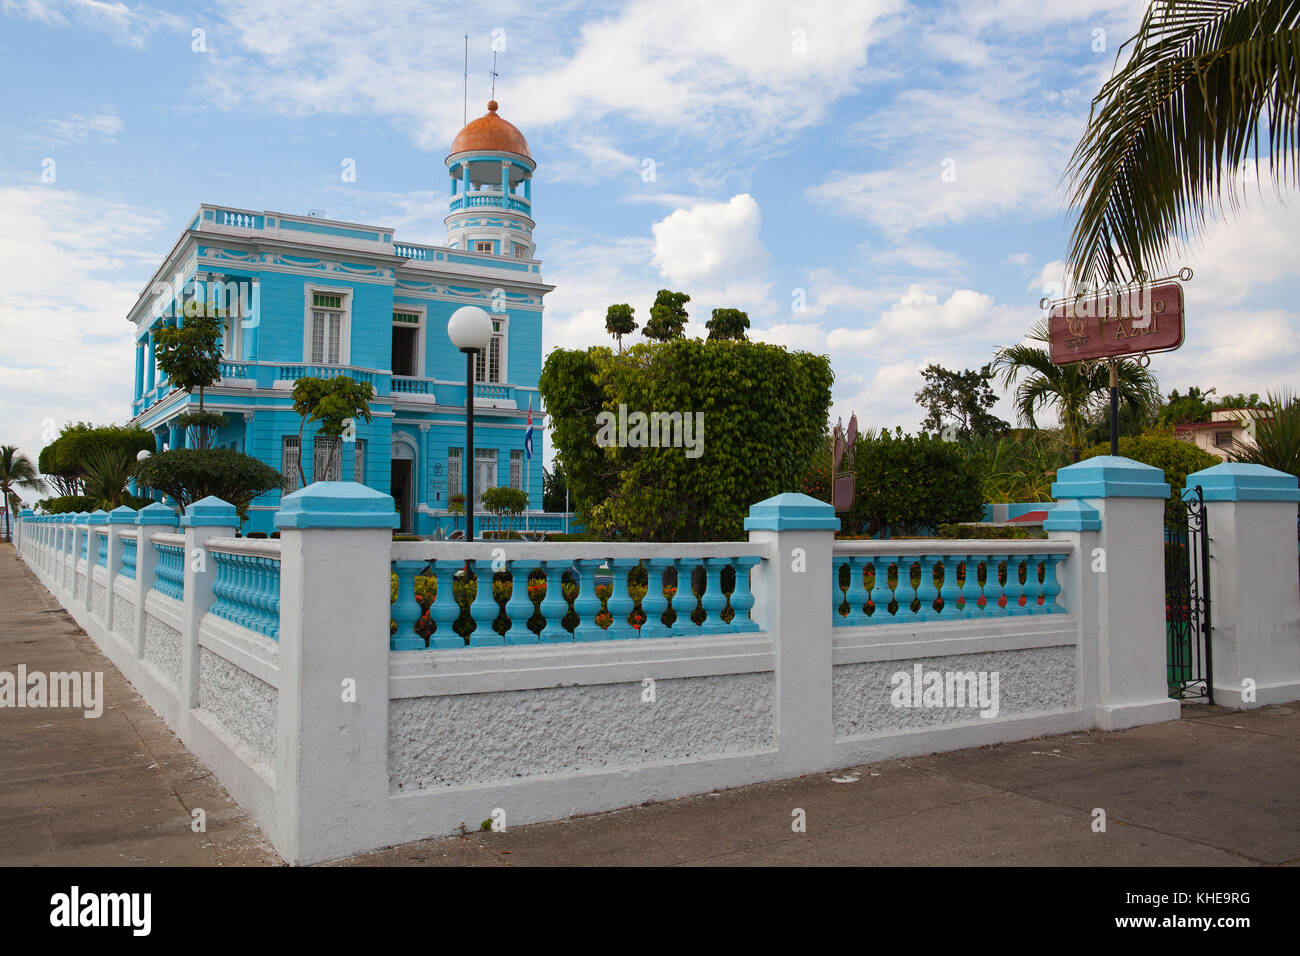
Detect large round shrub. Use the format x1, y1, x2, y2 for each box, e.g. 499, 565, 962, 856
134, 448, 282, 522
850, 430, 984, 536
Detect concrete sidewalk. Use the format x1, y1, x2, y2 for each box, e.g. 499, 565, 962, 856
4, 543, 1298, 867
0, 544, 280, 865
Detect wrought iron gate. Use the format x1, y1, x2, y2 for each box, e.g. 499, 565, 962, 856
1164, 485, 1212, 702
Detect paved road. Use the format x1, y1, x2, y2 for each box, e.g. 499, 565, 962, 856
4, 542, 1298, 867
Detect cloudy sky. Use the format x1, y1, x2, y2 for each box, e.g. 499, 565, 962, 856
2, 0, 1297, 474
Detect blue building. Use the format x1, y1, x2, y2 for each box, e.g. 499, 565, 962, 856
127, 101, 553, 535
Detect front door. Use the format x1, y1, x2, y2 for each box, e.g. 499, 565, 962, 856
391, 459, 413, 534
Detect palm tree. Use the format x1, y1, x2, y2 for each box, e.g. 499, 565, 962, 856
1228, 390, 1300, 476
81, 446, 137, 511
0, 445, 45, 542
992, 321, 1162, 461
1065, 0, 1300, 286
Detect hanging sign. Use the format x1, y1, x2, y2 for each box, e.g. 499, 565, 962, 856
1048, 280, 1185, 366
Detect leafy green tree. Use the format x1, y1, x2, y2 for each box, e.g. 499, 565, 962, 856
705, 308, 750, 342
1228, 390, 1300, 477
1157, 386, 1217, 426
991, 319, 1161, 461
540, 338, 832, 540
38, 423, 154, 497
641, 290, 690, 342
1, 445, 44, 541
1213, 392, 1263, 411
134, 449, 282, 522
1066, 0, 1300, 286
480, 486, 529, 536
604, 304, 637, 353
1081, 433, 1219, 525
153, 304, 224, 448
915, 363, 1010, 439
290, 376, 376, 487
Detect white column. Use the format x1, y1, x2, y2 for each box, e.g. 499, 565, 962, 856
273, 482, 398, 864
181, 497, 238, 709
1051, 457, 1181, 730
744, 492, 839, 776
1185, 463, 1300, 707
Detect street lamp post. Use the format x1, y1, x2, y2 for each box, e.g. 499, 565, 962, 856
447, 305, 494, 542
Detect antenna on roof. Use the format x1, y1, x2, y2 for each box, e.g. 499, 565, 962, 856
463, 34, 469, 125
490, 50, 499, 100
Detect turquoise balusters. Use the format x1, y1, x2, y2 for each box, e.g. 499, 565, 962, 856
831, 556, 846, 622
391, 560, 425, 650
505, 560, 539, 644
1026, 554, 1055, 615
263, 557, 281, 641
916, 554, 941, 622
1003, 555, 1027, 616
430, 560, 464, 648
672, 560, 700, 635
933, 555, 958, 621
864, 556, 888, 622
1039, 553, 1063, 614
606, 558, 639, 640
699, 558, 731, 634
539, 560, 572, 643
468, 559, 504, 646
961, 554, 984, 618
729, 556, 760, 632
639, 558, 673, 638
121, 536, 137, 580
843, 556, 869, 625
571, 558, 605, 642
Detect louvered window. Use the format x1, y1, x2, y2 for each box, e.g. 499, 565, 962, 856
353, 439, 366, 484
311, 293, 344, 365
282, 436, 301, 493
474, 321, 503, 383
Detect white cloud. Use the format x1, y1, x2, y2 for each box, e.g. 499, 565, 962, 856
197, 0, 899, 161
827, 284, 1018, 355
0, 182, 165, 465
2, 0, 183, 47
650, 193, 767, 286
35, 108, 123, 146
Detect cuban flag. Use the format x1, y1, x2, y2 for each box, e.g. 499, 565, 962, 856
524, 400, 534, 460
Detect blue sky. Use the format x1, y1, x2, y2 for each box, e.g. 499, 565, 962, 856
2, 0, 1298, 472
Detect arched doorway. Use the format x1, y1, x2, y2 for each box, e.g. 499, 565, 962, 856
391, 432, 417, 534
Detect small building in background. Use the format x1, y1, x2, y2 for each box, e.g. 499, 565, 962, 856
1173, 407, 1270, 461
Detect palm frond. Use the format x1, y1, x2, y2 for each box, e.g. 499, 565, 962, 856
1066, 0, 1300, 286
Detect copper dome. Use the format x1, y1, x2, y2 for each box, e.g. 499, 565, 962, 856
448, 101, 532, 161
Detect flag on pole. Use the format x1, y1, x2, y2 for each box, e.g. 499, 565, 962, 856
524, 399, 534, 460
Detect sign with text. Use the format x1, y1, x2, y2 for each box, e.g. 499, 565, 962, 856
1048, 281, 1184, 366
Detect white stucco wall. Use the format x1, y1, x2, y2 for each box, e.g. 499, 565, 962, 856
198, 647, 278, 765
832, 646, 1076, 737
389, 672, 775, 791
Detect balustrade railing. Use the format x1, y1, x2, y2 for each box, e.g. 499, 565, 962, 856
276, 364, 378, 387
96, 531, 108, 568
388, 543, 766, 650
120, 531, 138, 580
830, 542, 1068, 626
207, 539, 282, 641
152, 534, 186, 601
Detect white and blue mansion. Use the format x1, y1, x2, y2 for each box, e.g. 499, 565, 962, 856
127, 101, 551, 535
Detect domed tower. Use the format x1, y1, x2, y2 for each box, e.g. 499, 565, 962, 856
445, 100, 535, 258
